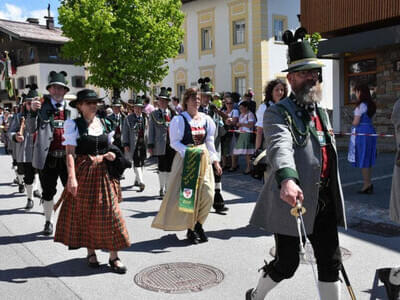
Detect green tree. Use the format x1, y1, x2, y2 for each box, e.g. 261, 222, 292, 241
58, 0, 184, 97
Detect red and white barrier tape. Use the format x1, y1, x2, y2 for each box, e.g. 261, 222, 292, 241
228, 129, 394, 137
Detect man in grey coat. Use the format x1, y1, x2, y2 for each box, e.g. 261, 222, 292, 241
9, 87, 41, 209
148, 87, 176, 197
246, 28, 346, 300
29, 71, 71, 235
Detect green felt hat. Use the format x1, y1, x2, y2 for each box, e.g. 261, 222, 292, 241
281, 28, 325, 72
24, 84, 39, 101
158, 87, 171, 100
46, 71, 70, 91
133, 96, 144, 107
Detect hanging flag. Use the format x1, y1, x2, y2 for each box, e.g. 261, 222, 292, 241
3, 51, 14, 98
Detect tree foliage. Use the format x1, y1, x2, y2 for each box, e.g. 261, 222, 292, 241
58, 0, 184, 95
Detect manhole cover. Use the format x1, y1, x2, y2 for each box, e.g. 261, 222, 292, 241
134, 262, 224, 293
270, 246, 351, 264
350, 220, 400, 237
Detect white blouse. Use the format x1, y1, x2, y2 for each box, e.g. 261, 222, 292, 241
238, 112, 256, 133
62, 118, 114, 146
169, 111, 218, 162
354, 102, 368, 117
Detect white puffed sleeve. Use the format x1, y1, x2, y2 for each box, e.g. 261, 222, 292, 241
169, 115, 186, 157
354, 102, 367, 116
62, 119, 78, 146
255, 104, 266, 128
205, 115, 218, 162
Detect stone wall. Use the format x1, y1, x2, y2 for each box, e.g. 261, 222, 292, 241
339, 45, 400, 152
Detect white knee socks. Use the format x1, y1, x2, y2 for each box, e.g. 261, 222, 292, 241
158, 172, 165, 190
134, 167, 144, 184
25, 184, 33, 199
17, 174, 24, 185
252, 272, 278, 300
43, 200, 54, 222
33, 173, 40, 191
318, 281, 341, 300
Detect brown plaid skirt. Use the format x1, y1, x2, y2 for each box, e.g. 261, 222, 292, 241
54, 155, 130, 251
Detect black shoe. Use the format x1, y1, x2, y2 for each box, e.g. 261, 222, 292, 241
159, 189, 165, 198
134, 181, 140, 187
33, 190, 42, 198
18, 184, 25, 193
109, 257, 127, 274
43, 221, 53, 236
215, 206, 229, 214
245, 288, 254, 300
86, 253, 100, 268
194, 222, 208, 243
138, 183, 145, 192
377, 268, 400, 300
358, 184, 373, 194
25, 198, 34, 210
186, 229, 199, 244
13, 178, 18, 184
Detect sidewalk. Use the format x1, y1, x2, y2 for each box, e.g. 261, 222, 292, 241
0, 149, 399, 299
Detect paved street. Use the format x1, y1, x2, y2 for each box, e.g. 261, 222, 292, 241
1, 146, 399, 300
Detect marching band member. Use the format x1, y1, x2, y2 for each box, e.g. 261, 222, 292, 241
148, 87, 176, 197
29, 71, 71, 235
152, 88, 222, 244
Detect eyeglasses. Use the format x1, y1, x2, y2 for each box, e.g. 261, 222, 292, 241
83, 101, 98, 105
294, 69, 320, 79
225, 102, 233, 105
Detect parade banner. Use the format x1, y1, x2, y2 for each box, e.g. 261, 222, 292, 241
179, 147, 202, 213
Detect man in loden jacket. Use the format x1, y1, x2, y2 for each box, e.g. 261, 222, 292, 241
246, 28, 346, 300
29, 71, 71, 235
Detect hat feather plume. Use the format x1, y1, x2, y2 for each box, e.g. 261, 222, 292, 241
282, 30, 294, 45
294, 27, 308, 41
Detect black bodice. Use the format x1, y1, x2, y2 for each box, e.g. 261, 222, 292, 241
180, 114, 207, 146
75, 134, 109, 155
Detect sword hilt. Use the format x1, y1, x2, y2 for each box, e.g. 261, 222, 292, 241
290, 200, 306, 217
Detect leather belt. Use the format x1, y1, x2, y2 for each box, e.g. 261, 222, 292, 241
49, 150, 66, 158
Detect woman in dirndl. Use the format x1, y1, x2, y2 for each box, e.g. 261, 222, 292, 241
220, 95, 239, 171
54, 89, 130, 274
348, 83, 377, 194
152, 88, 222, 244
233, 101, 256, 174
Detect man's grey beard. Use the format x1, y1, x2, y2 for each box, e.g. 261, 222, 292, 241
296, 82, 322, 105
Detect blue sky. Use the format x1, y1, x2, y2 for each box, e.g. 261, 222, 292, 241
0, 0, 61, 25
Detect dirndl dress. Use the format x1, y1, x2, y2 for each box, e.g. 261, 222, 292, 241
54, 120, 130, 251
233, 112, 255, 155
348, 112, 377, 168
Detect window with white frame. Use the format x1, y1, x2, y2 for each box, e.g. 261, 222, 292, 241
176, 84, 185, 101
28, 75, 37, 85
201, 27, 212, 50
273, 16, 287, 42
235, 77, 246, 97
178, 43, 185, 55
233, 20, 245, 45
17, 77, 26, 89
72, 76, 85, 88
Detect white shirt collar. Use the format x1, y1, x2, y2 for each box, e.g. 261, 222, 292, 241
51, 98, 65, 110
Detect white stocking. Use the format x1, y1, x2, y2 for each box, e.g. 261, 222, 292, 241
43, 200, 54, 222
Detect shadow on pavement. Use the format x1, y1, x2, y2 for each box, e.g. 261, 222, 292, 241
0, 232, 53, 246
126, 209, 157, 219
0, 208, 43, 216
363, 269, 389, 300
123, 234, 192, 253
0, 258, 110, 283
206, 225, 269, 240
123, 195, 158, 202
0, 193, 24, 199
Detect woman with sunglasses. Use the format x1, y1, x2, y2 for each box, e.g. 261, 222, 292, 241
221, 96, 239, 171
54, 89, 130, 274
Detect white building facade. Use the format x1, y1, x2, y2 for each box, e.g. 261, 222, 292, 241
158, 0, 301, 105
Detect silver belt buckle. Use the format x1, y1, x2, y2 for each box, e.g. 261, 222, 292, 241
50, 150, 65, 158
